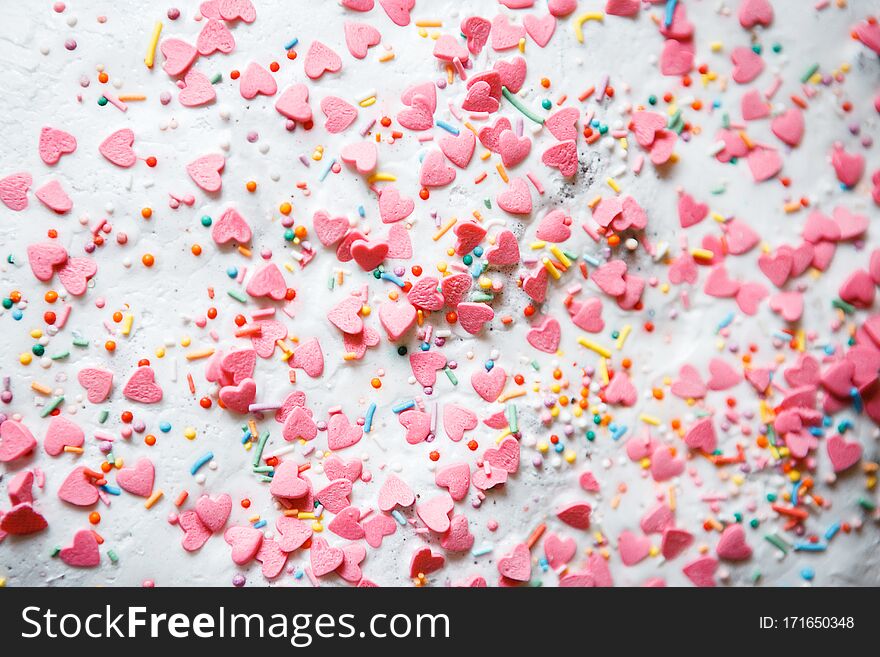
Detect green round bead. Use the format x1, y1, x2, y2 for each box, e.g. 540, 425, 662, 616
648, 95, 657, 105
462, 254, 473, 266
284, 229, 295, 241
541, 98, 552, 110
1, 298, 12, 309
97, 96, 108, 106
586, 431, 596, 441
32, 344, 45, 357
200, 215, 212, 227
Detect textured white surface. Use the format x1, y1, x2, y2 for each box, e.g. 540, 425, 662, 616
0, 0, 879, 586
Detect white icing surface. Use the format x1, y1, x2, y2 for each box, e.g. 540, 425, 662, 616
0, 0, 878, 587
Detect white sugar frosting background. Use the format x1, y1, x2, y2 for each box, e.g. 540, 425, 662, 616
0, 0, 878, 585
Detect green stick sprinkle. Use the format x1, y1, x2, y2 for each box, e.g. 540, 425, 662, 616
41, 396, 64, 418
252, 431, 270, 468
227, 289, 247, 303
501, 86, 545, 125
444, 368, 458, 386
506, 403, 518, 434
832, 298, 855, 314
51, 351, 70, 360
764, 534, 788, 554
98, 410, 109, 424
800, 63, 819, 84
72, 337, 89, 347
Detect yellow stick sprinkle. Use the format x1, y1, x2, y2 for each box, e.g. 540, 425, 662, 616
121, 313, 134, 336
496, 163, 509, 183
144, 21, 163, 69
711, 212, 727, 223
145, 489, 164, 509
497, 389, 526, 403
529, 241, 546, 250
359, 97, 377, 107
549, 246, 571, 267
415, 20, 442, 27
495, 429, 513, 444
542, 257, 561, 280
639, 414, 661, 426
343, 352, 358, 361
598, 358, 609, 385
464, 122, 479, 136
379, 51, 395, 62
691, 248, 714, 261
117, 94, 146, 102
30, 382, 52, 395
185, 348, 216, 361
668, 486, 677, 512
615, 324, 632, 350
367, 172, 397, 183
573, 12, 604, 43
298, 512, 316, 520
432, 217, 458, 241
577, 337, 611, 358
587, 195, 602, 209
237, 245, 252, 258
518, 37, 526, 53
63, 446, 84, 454
606, 177, 620, 193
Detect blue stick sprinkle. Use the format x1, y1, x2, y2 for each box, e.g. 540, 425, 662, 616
380, 272, 406, 287
100, 484, 121, 496
284, 37, 299, 50
436, 120, 460, 135
392, 399, 415, 414
391, 509, 407, 526
793, 542, 827, 552
191, 451, 214, 476
319, 158, 335, 182
824, 522, 841, 541
364, 402, 377, 433
716, 312, 735, 332
664, 0, 678, 27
